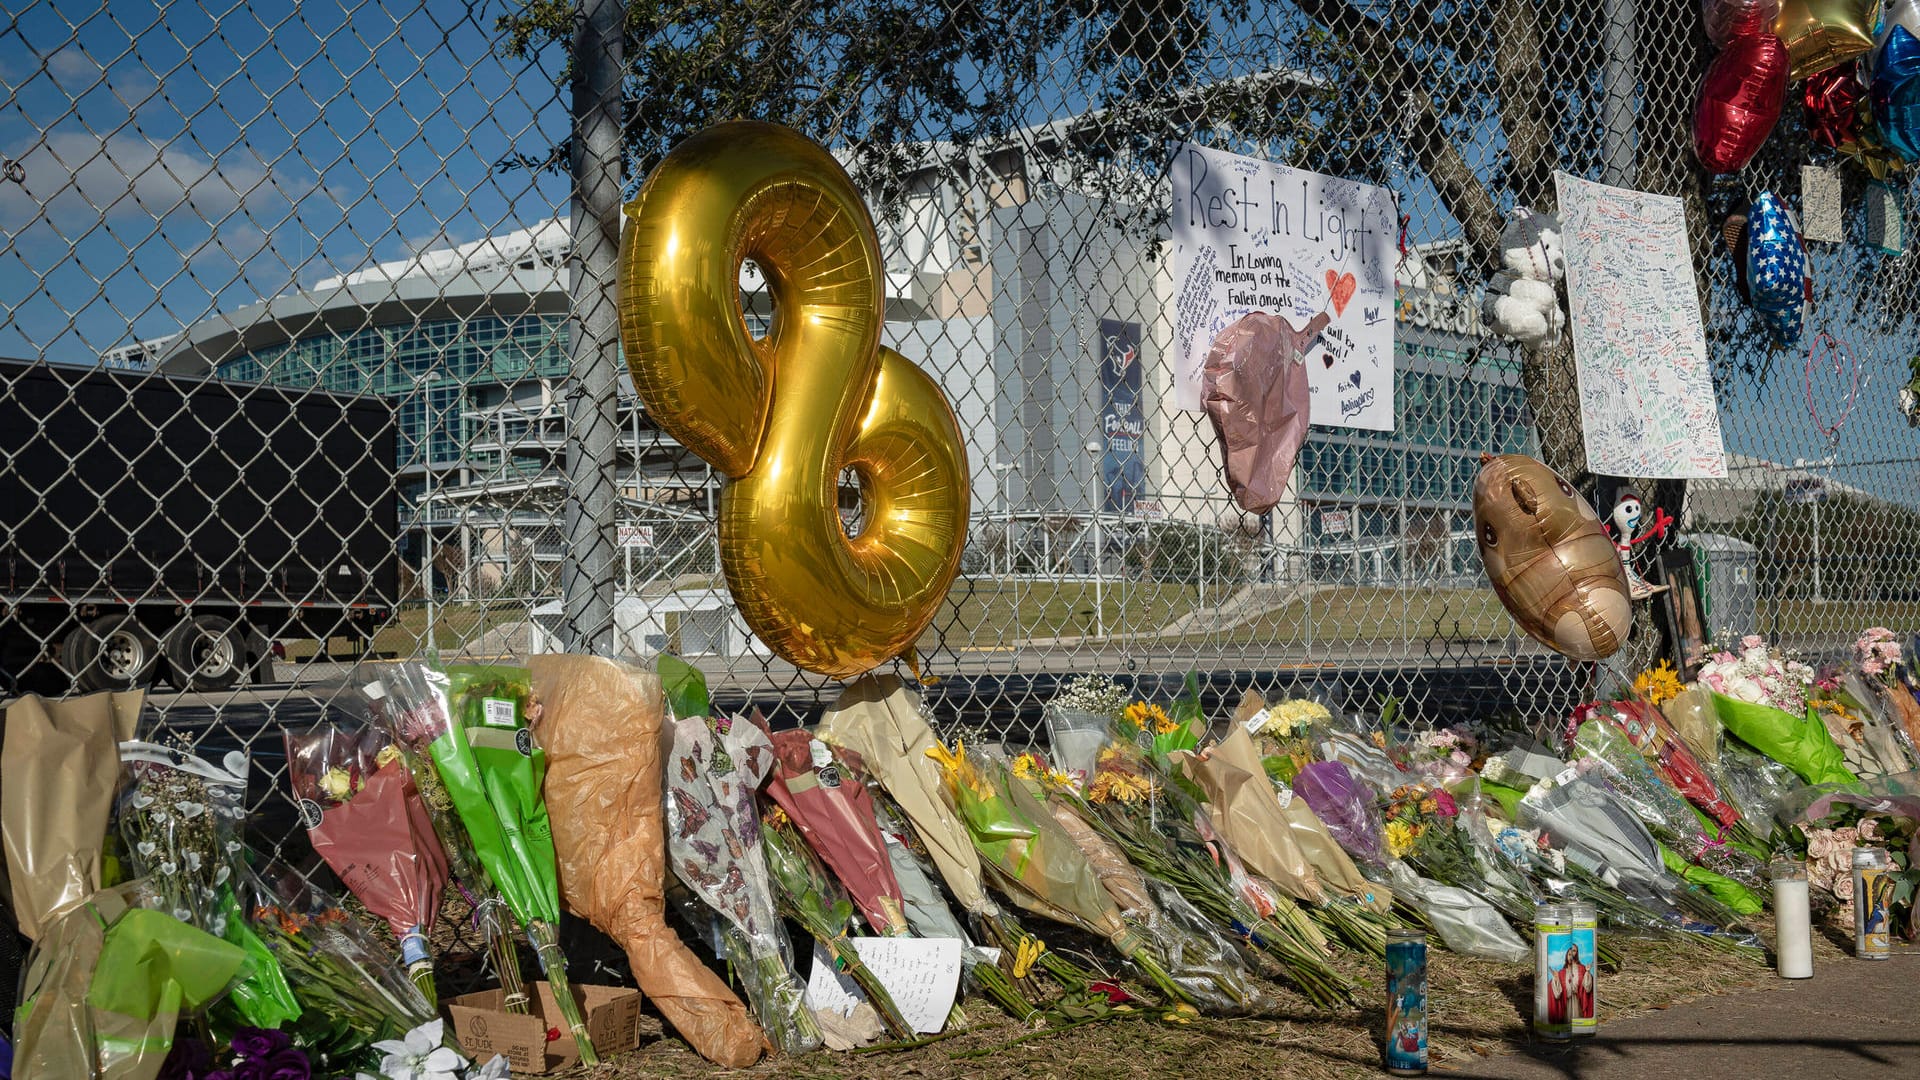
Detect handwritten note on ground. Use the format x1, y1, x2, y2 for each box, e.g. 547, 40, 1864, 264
1556, 172, 1726, 479
804, 937, 962, 1035
1170, 143, 1397, 430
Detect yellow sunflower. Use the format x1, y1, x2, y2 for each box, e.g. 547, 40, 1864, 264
1633, 660, 1684, 707
1125, 701, 1172, 733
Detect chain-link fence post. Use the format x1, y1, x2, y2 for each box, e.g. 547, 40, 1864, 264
560, 0, 624, 654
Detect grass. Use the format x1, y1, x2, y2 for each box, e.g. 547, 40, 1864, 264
1759, 599, 1920, 644
538, 931, 1791, 1080
281, 583, 1524, 662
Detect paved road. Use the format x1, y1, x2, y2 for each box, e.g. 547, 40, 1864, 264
1449, 948, 1920, 1079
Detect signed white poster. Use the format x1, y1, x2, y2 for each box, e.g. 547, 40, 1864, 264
1555, 172, 1726, 479
1170, 143, 1397, 430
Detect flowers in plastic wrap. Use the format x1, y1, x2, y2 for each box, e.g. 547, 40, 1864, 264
1074, 735, 1352, 1007
115, 740, 302, 1030
1291, 761, 1385, 868
1, 690, 141, 942
1242, 692, 1329, 785
285, 724, 448, 1007
116, 740, 248, 934
1029, 763, 1267, 1015
530, 653, 762, 1069
759, 806, 916, 1041
666, 709, 822, 1055
1633, 660, 1685, 708
429, 663, 596, 1062
358, 665, 528, 1015
1393, 724, 1481, 784
815, 676, 1056, 1011
1698, 635, 1815, 713
241, 856, 434, 1068
15, 877, 247, 1080
930, 738, 1194, 1006
1573, 697, 1741, 831
757, 721, 912, 937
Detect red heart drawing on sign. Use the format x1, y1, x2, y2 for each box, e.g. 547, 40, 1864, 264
1326, 270, 1357, 316
1804, 331, 1860, 439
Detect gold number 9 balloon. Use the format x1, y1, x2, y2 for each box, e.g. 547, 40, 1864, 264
1472, 453, 1631, 662
619, 121, 970, 679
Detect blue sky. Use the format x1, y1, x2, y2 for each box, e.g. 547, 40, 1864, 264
1, 0, 1914, 504
0, 0, 572, 359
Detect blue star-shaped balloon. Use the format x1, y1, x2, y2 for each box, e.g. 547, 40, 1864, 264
1872, 26, 1920, 162
1743, 192, 1808, 349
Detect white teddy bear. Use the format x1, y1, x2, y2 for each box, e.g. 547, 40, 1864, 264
1481, 209, 1566, 349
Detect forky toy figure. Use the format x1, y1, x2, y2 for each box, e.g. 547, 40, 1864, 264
1608, 490, 1673, 601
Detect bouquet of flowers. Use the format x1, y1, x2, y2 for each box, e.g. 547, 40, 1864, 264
116, 739, 307, 1030
356, 664, 528, 1015
931, 738, 1194, 1006
14, 877, 248, 1080
760, 807, 916, 1040
1572, 697, 1742, 833
758, 723, 912, 937
1032, 761, 1266, 1015
1701, 635, 1855, 787
1291, 761, 1385, 869
1856, 626, 1920, 751
666, 710, 822, 1055
285, 724, 448, 1006
243, 856, 435, 1070
816, 676, 1056, 1005
1073, 736, 1351, 1007
1567, 718, 1763, 893
432, 663, 596, 1061
116, 739, 248, 934
1392, 724, 1482, 785
1828, 673, 1920, 776
1046, 673, 1132, 784
1244, 693, 1330, 785
530, 653, 762, 1068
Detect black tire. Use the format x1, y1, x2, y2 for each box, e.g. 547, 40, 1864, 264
69, 614, 160, 692
163, 615, 244, 693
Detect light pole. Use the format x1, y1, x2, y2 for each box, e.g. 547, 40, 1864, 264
1086, 440, 1105, 639
991, 460, 1019, 577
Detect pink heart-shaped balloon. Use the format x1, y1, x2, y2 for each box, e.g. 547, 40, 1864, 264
1203, 311, 1330, 513
1804, 331, 1860, 438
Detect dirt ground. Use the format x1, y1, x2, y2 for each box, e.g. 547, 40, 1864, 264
545, 931, 1819, 1080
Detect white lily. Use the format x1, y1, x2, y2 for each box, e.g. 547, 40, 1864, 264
370, 1018, 468, 1080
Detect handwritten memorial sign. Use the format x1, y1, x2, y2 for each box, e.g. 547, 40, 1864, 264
1556, 172, 1726, 479
1171, 143, 1397, 431
804, 937, 962, 1034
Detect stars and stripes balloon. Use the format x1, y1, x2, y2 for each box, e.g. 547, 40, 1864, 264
1741, 193, 1811, 348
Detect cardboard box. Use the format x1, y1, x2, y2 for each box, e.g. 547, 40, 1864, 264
445, 981, 643, 1073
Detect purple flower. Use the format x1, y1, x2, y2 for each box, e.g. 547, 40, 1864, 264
230, 1059, 271, 1080
263, 1048, 312, 1080
230, 1029, 292, 1062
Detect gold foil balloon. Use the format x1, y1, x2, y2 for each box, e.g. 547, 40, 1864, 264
619, 121, 969, 679
1472, 454, 1631, 662
1774, 0, 1882, 81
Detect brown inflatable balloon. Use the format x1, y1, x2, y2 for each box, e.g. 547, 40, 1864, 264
1202, 310, 1329, 514
1472, 454, 1631, 661
619, 121, 969, 679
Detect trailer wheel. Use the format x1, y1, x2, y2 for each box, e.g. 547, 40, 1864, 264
68, 615, 160, 692
163, 615, 243, 693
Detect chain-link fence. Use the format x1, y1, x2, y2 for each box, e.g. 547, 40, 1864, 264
4, 0, 1919, 992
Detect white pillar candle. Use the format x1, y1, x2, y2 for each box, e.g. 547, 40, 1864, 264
1771, 860, 1813, 980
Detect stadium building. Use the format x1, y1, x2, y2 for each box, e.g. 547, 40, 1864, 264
153, 130, 1527, 610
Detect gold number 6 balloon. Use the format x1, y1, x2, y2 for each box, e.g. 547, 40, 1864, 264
619, 121, 970, 679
